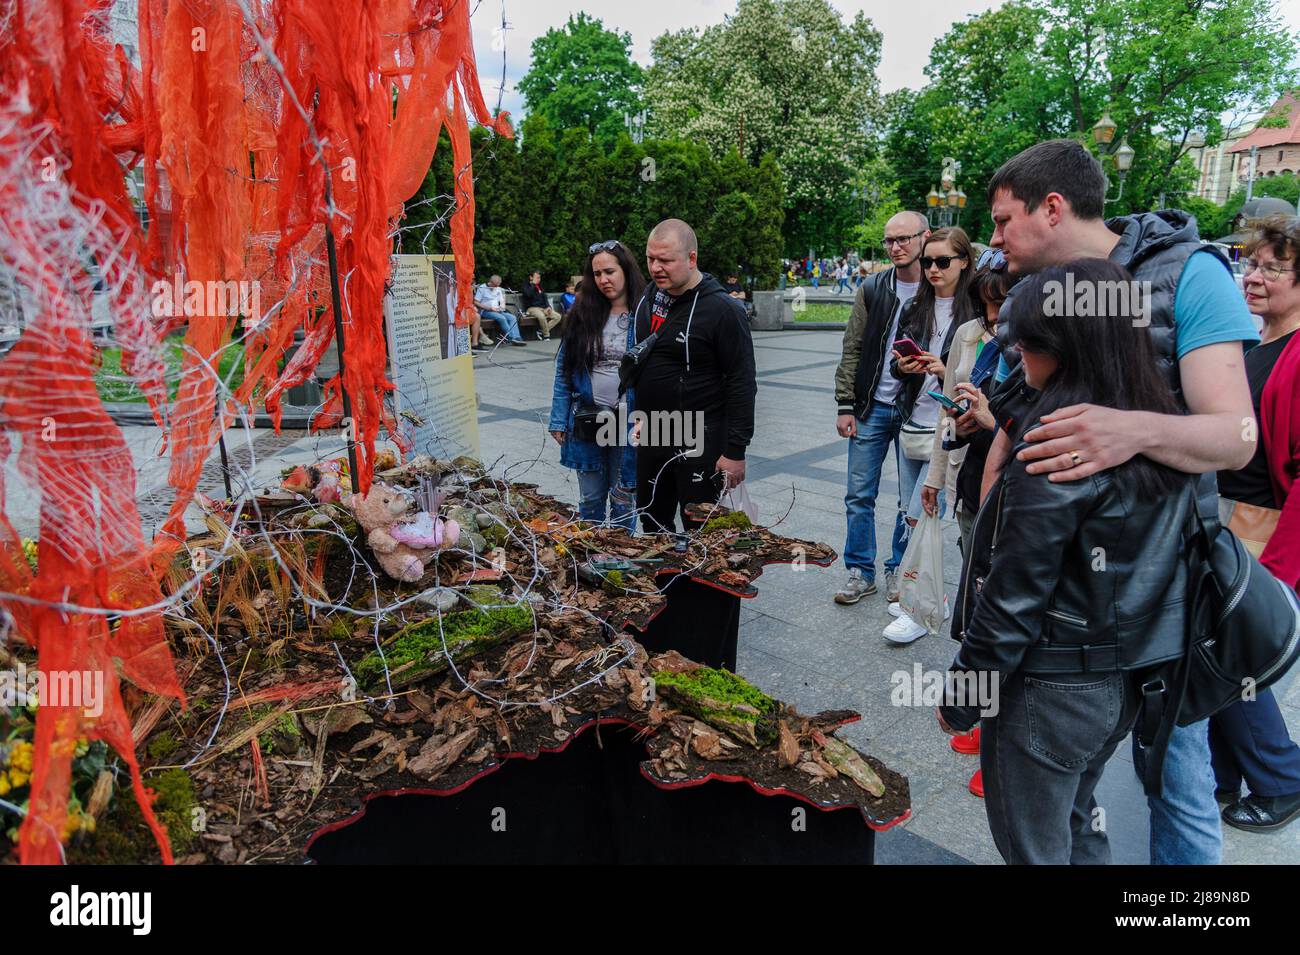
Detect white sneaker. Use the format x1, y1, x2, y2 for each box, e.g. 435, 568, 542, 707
882, 612, 927, 644
888, 598, 950, 620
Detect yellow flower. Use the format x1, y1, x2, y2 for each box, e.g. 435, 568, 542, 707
8, 769, 29, 788
9, 742, 32, 773
0, 775, 10, 796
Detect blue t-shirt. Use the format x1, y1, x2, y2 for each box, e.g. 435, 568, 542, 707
1170, 251, 1259, 357
994, 250, 1258, 383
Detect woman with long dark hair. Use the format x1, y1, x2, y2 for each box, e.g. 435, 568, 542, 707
937, 259, 1198, 864
882, 226, 975, 644
547, 240, 646, 530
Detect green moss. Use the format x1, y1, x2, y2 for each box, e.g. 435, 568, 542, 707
146, 731, 179, 760
652, 666, 777, 745
322, 615, 355, 642
258, 712, 302, 754
481, 522, 510, 548
599, 568, 625, 595
354, 605, 533, 689
703, 511, 753, 533
68, 768, 197, 864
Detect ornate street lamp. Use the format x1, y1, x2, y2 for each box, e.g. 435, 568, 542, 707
927, 159, 965, 227
1092, 112, 1134, 205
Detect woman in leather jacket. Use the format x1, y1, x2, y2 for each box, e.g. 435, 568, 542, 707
937, 259, 1197, 864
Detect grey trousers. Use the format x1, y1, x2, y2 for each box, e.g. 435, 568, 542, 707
981, 670, 1141, 864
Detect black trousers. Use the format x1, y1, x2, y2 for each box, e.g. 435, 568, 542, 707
635, 415, 726, 534
1209, 688, 1300, 798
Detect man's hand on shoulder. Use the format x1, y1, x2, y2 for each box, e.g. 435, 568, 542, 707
1017, 404, 1143, 481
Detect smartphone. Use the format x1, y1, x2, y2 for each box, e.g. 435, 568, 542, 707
928, 389, 970, 413
894, 337, 924, 358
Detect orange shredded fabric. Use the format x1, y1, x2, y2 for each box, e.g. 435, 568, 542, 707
0, 0, 509, 864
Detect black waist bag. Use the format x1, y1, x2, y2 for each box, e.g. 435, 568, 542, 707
1138, 484, 1300, 795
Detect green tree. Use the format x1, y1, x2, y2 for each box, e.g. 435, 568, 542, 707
517, 13, 644, 148
645, 0, 883, 254
887, 0, 1298, 241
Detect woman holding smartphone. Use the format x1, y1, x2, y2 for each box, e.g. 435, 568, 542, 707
547, 241, 645, 530
882, 227, 975, 644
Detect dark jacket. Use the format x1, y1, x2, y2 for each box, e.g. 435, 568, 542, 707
632, 273, 756, 460
942, 437, 1197, 730
521, 282, 551, 311
988, 210, 1231, 432
833, 268, 903, 419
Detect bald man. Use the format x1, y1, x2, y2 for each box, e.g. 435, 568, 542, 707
831, 211, 931, 606
631, 219, 756, 671
632, 218, 756, 534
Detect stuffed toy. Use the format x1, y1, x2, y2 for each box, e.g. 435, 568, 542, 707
348, 483, 460, 582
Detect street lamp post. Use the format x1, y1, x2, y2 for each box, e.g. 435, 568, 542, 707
1092, 111, 1135, 205
927, 157, 965, 228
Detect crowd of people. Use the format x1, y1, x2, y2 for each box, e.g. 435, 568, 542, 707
783, 254, 873, 292
831, 139, 1300, 863
522, 139, 1299, 864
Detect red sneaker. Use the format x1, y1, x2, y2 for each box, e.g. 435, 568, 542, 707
950, 726, 980, 755
968, 769, 984, 798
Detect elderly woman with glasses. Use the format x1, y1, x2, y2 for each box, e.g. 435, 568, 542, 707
1209, 215, 1300, 835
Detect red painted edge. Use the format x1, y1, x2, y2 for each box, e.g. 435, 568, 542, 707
303, 713, 907, 855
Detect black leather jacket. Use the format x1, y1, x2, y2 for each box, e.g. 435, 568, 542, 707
942, 437, 1196, 730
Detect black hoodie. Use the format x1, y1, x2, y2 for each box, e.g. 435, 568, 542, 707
631, 272, 757, 460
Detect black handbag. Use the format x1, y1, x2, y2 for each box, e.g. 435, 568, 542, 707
571, 402, 612, 443
1137, 481, 1300, 796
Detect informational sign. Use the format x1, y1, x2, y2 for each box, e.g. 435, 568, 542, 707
383, 254, 480, 460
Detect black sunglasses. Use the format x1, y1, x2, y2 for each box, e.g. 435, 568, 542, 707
921, 255, 966, 270
977, 248, 1007, 272
588, 240, 620, 255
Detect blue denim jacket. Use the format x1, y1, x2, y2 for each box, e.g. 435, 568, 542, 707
548, 330, 637, 485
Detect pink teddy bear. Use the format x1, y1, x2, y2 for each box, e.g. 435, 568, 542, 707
347, 483, 460, 582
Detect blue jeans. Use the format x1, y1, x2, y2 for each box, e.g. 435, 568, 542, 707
843, 400, 904, 578
481, 309, 522, 341
1132, 720, 1223, 865
576, 444, 636, 532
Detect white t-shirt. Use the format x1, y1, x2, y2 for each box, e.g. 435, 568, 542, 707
475, 283, 505, 311
907, 295, 956, 429
872, 278, 920, 406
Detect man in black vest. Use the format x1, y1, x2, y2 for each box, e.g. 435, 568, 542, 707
951, 139, 1259, 864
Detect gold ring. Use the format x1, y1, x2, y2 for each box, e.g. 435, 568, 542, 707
1069, 451, 1082, 466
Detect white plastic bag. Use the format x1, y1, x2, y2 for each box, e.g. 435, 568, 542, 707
718, 480, 759, 523
898, 511, 946, 633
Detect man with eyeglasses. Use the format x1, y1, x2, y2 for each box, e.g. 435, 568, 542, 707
832, 211, 931, 605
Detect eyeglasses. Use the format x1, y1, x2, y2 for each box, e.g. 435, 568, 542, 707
920, 255, 967, 270
882, 231, 924, 248
977, 248, 1007, 272
588, 240, 620, 255
1243, 259, 1294, 281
